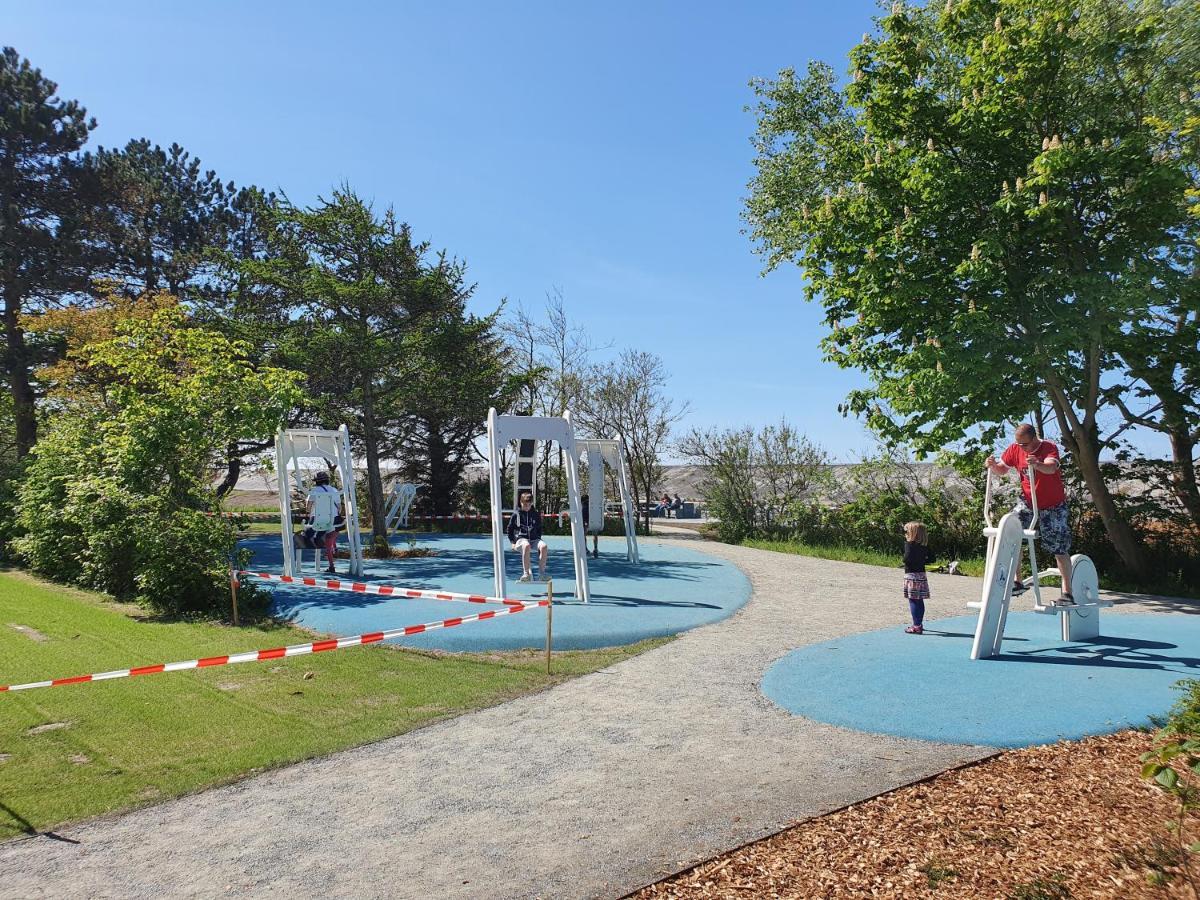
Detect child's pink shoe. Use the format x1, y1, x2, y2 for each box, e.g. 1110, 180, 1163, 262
905, 625, 923, 635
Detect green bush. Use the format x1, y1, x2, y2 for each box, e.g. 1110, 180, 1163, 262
1070, 509, 1200, 597
13, 306, 302, 618
764, 454, 982, 563
13, 415, 256, 615
1139, 679, 1200, 890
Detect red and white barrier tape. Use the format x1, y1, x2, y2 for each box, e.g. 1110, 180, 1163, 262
407, 513, 615, 522
238, 571, 532, 607
0, 599, 547, 693
409, 514, 492, 521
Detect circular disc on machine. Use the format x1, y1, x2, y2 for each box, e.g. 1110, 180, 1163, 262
1069, 554, 1099, 605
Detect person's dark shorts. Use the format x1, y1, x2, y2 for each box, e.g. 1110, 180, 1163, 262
1016, 501, 1071, 556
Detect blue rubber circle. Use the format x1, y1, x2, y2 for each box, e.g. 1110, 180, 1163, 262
240, 532, 751, 651
762, 612, 1200, 748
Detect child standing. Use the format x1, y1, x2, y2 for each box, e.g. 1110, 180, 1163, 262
902, 521, 934, 634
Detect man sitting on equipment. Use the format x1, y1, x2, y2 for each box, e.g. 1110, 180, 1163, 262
985, 423, 1075, 606
306, 470, 344, 575
507, 490, 547, 583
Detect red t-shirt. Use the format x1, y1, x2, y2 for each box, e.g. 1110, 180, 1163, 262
1001, 440, 1066, 508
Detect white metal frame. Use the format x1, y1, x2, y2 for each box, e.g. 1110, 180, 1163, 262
576, 438, 640, 563
385, 482, 419, 530
969, 463, 1108, 659
275, 426, 363, 579
486, 408, 590, 602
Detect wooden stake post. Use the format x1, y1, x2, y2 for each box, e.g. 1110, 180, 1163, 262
545, 578, 553, 675
229, 570, 241, 627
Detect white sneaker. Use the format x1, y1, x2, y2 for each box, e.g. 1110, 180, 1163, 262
518, 573, 531, 583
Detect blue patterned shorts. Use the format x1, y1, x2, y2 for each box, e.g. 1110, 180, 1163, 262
1016, 501, 1071, 557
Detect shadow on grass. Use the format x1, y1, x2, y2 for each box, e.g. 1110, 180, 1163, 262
0, 801, 80, 844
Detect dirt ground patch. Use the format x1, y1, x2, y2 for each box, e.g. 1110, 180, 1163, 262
635, 730, 1187, 899
223, 490, 277, 510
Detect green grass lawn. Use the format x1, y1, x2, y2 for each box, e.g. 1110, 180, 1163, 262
239, 521, 282, 534
0, 570, 667, 840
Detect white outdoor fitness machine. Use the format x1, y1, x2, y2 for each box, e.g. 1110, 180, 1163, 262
487, 409, 591, 602
275, 426, 363, 579
969, 463, 1107, 660
575, 438, 640, 564
384, 482, 419, 531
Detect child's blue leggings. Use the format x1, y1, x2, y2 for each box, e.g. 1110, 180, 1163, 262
908, 599, 925, 626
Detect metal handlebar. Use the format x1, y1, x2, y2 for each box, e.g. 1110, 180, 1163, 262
983, 467, 995, 528
1026, 462, 1039, 531
983, 461, 1041, 532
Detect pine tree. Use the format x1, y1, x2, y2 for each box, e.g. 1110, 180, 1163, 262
0, 47, 95, 456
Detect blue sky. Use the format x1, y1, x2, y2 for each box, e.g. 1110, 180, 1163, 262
6, 1, 1166, 461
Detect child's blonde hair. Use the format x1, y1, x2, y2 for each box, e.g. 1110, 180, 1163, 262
904, 521, 928, 544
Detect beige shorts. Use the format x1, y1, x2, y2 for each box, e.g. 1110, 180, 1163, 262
513, 538, 547, 552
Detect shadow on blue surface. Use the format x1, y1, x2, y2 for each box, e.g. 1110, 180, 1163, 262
762, 612, 1200, 748
239, 532, 749, 652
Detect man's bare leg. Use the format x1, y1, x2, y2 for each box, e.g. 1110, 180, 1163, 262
538, 542, 548, 579
521, 543, 532, 577
1056, 553, 1073, 597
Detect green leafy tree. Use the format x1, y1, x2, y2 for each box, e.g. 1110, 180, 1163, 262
14, 304, 303, 613
0, 46, 95, 456
745, 0, 1199, 577
500, 290, 598, 512
201, 185, 293, 497
679, 421, 832, 542
578, 350, 688, 531
82, 138, 232, 298
677, 425, 759, 543
248, 188, 452, 553
392, 307, 527, 515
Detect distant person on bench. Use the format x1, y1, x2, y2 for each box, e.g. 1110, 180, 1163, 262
985, 423, 1074, 606
306, 470, 344, 575
508, 491, 547, 583
671, 493, 683, 518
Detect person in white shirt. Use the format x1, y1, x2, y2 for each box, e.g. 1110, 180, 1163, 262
305, 470, 344, 574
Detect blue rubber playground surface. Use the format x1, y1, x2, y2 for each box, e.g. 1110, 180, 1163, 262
762, 612, 1200, 748
239, 532, 750, 651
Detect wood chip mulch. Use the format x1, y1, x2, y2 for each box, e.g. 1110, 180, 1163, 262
635, 730, 1192, 899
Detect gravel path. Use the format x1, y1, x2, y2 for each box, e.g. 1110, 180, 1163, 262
0, 532, 1166, 900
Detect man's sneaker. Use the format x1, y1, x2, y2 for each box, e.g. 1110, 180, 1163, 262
1011, 582, 1029, 596
518, 573, 532, 583
1054, 593, 1077, 607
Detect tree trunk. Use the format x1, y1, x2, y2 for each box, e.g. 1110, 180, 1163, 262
1051, 395, 1149, 578
360, 384, 389, 555
426, 428, 454, 515
215, 442, 242, 499
1121, 359, 1200, 530
1167, 428, 1200, 529
3, 282, 37, 457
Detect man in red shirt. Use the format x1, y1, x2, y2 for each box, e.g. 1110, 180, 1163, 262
985, 424, 1075, 605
